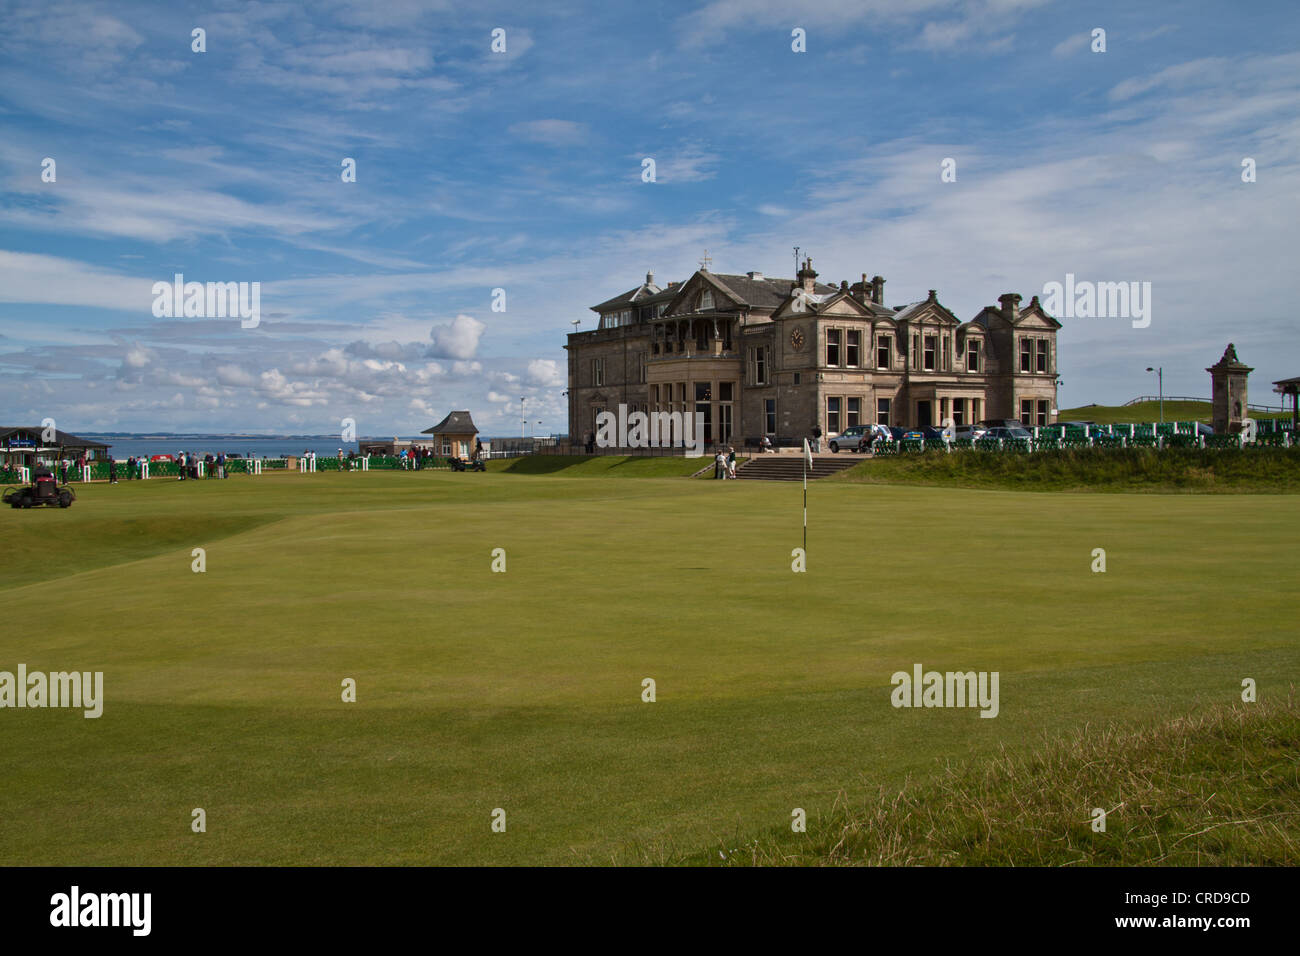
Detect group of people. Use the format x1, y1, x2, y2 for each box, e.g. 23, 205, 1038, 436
398, 446, 435, 470
109, 455, 149, 483
174, 451, 230, 480
397, 440, 482, 469
713, 445, 738, 479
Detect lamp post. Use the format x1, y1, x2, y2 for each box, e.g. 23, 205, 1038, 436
1145, 366, 1163, 423
520, 396, 527, 438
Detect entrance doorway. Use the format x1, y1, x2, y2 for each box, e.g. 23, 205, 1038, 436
917, 400, 933, 428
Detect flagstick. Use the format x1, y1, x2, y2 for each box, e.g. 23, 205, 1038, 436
802, 450, 808, 558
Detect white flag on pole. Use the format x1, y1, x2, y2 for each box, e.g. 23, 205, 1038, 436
803, 437, 813, 470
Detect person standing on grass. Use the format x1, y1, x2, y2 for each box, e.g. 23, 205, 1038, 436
108, 457, 117, 484
727, 446, 737, 478
58, 460, 68, 484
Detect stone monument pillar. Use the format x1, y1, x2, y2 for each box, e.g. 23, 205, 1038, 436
1206, 343, 1253, 434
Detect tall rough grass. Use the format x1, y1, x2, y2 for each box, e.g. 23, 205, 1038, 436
673, 695, 1299, 866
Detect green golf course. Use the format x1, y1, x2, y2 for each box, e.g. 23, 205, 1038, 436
0, 465, 1295, 865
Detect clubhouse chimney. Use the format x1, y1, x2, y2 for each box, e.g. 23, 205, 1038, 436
797, 257, 818, 293
871, 275, 885, 306
999, 293, 1022, 322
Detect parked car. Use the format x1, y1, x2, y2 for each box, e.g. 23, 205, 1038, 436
853, 424, 898, 451
828, 424, 873, 453
981, 426, 1033, 441
978, 418, 1029, 431
901, 426, 948, 441
955, 425, 989, 441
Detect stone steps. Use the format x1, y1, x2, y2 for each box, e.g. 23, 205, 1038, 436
734, 455, 862, 481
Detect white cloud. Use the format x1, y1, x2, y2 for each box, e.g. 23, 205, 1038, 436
123, 344, 151, 368
652, 144, 720, 183
507, 119, 589, 146
526, 358, 563, 386
430, 314, 485, 360
1109, 58, 1228, 102
1051, 32, 1090, 58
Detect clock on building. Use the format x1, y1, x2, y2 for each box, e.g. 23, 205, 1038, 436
790, 327, 805, 350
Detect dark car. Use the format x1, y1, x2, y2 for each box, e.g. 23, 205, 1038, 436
901, 426, 948, 441
981, 426, 1033, 441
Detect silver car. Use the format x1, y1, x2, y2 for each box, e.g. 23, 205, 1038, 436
829, 425, 873, 453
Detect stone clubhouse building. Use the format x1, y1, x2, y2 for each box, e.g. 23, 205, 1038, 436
565, 259, 1061, 447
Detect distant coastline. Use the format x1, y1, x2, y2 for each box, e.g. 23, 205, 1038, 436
82, 433, 397, 441
76, 433, 524, 458
81, 432, 526, 443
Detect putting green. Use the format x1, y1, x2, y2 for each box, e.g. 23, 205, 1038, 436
0, 470, 1294, 865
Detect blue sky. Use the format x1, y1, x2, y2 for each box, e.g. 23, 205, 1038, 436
1, 0, 1297, 435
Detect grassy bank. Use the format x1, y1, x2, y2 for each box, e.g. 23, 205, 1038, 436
1060, 400, 1291, 425
689, 698, 1299, 866
830, 445, 1300, 493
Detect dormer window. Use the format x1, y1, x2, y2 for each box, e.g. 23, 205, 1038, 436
699, 290, 714, 311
